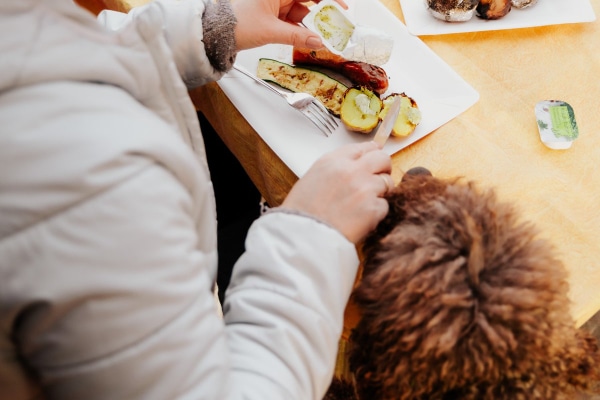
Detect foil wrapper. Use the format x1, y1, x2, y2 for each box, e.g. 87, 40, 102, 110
426, 0, 479, 22
342, 25, 394, 66
511, 0, 539, 9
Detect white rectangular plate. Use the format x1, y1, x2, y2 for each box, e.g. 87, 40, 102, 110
217, 0, 479, 178
400, 0, 596, 36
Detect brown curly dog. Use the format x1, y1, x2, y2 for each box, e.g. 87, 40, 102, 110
326, 168, 600, 400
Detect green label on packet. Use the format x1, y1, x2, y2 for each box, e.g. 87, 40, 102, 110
549, 105, 578, 139
535, 100, 579, 150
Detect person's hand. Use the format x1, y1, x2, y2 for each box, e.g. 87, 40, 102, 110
281, 141, 393, 244
232, 0, 347, 51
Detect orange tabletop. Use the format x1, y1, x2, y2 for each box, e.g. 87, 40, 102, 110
80, 0, 600, 328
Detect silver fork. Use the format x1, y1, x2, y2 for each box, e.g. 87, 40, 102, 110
232, 64, 338, 137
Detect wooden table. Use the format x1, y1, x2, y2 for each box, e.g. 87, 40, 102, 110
81, 0, 600, 328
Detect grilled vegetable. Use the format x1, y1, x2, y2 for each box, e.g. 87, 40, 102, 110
293, 46, 347, 66
256, 58, 348, 117
380, 93, 421, 137
476, 0, 511, 19
340, 87, 383, 134
293, 47, 389, 95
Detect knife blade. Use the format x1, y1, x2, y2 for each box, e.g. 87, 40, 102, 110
372, 96, 402, 147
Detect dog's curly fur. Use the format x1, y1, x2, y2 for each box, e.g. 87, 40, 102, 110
327, 173, 600, 399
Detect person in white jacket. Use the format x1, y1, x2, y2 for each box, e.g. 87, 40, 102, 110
0, 0, 394, 398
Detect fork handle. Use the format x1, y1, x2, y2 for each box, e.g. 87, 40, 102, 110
232, 64, 285, 99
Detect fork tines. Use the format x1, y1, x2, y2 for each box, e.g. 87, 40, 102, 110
304, 101, 338, 137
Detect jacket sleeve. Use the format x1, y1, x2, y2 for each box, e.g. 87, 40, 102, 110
19, 169, 358, 400
223, 211, 360, 399
97, 0, 227, 88
3, 80, 360, 398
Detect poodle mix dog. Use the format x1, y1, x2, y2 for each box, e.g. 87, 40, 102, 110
326, 168, 600, 399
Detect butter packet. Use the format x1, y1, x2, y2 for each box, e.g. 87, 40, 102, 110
302, 0, 355, 54
343, 25, 394, 66
302, 0, 393, 66
535, 100, 579, 150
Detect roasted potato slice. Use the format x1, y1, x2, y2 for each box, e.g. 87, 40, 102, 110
340, 87, 383, 134
380, 93, 422, 137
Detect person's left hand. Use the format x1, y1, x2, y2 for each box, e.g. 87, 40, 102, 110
232, 0, 347, 51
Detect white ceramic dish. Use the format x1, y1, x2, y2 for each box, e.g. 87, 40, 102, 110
217, 0, 479, 178
400, 0, 596, 36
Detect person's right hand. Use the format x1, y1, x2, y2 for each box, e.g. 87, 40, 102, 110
281, 141, 393, 244
232, 0, 347, 51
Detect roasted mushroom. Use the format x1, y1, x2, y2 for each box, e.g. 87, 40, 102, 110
476, 0, 512, 19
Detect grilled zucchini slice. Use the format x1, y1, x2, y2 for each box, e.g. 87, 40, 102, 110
256, 58, 348, 117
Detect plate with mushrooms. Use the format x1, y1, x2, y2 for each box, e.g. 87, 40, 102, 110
399, 0, 596, 36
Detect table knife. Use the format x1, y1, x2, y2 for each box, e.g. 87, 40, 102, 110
373, 96, 402, 147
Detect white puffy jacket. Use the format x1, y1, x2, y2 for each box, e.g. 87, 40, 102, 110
0, 0, 359, 398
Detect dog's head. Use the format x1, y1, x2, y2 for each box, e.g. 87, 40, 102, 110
348, 168, 600, 399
